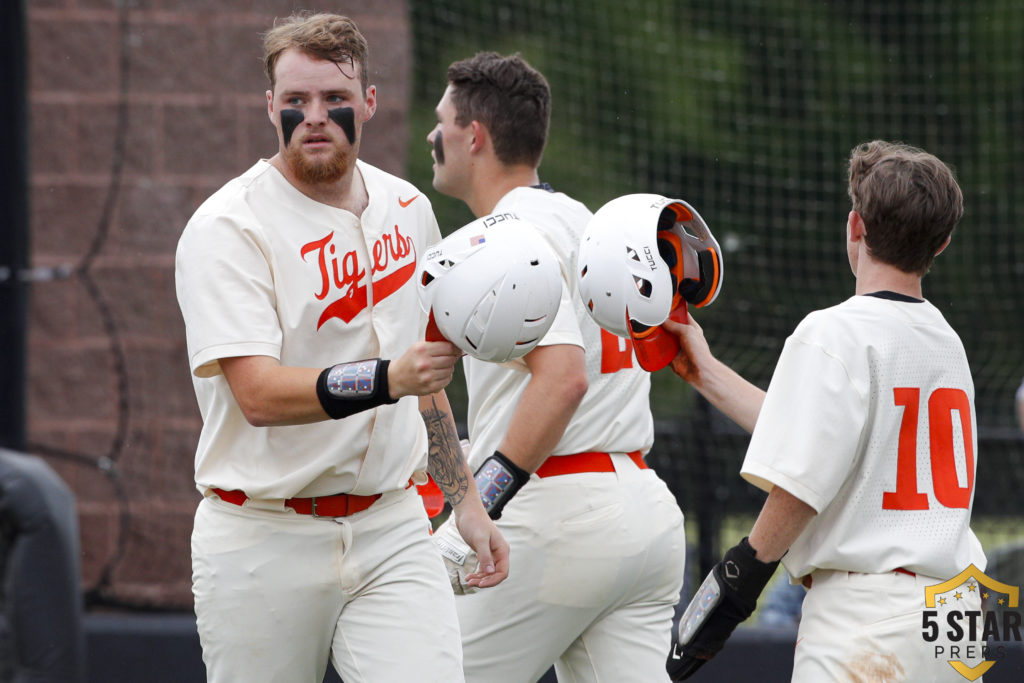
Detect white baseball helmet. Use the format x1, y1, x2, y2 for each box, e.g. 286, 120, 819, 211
577, 194, 723, 371
417, 213, 563, 363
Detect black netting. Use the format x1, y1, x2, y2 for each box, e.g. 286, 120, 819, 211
409, 0, 1024, 580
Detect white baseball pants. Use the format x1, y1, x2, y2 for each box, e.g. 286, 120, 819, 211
191, 486, 464, 683
794, 568, 985, 683
457, 452, 687, 683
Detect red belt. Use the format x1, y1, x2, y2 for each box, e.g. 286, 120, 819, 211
212, 487, 381, 517
802, 567, 915, 589
534, 451, 648, 478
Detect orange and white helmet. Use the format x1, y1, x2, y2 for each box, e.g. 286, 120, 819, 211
417, 213, 563, 363
577, 194, 723, 371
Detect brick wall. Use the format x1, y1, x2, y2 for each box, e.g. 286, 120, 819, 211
26, 0, 411, 608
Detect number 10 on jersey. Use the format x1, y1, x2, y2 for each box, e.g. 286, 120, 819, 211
883, 387, 974, 511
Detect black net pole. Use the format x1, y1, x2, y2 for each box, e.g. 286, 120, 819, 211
0, 0, 28, 452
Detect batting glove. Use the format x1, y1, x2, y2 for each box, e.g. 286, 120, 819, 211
433, 517, 479, 595
667, 537, 780, 680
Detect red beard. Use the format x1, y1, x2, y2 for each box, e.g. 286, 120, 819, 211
284, 136, 354, 185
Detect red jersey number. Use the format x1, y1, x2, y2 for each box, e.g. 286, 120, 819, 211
600, 329, 634, 374
882, 387, 974, 510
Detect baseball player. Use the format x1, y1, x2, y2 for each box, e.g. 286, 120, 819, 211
426, 52, 687, 682
664, 141, 986, 681
174, 14, 507, 683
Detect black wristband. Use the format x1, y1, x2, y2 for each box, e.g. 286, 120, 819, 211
473, 451, 530, 520
316, 358, 398, 420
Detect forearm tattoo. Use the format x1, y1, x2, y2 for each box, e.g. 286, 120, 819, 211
422, 397, 470, 508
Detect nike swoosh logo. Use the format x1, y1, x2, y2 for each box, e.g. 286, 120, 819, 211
398, 194, 419, 208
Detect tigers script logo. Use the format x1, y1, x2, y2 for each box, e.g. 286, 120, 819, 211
301, 224, 417, 329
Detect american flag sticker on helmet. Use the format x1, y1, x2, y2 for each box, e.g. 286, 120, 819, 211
470, 234, 486, 246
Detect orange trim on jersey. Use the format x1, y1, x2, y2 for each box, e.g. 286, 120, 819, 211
535, 451, 647, 478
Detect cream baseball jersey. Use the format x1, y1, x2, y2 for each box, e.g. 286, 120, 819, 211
175, 159, 440, 498
463, 186, 655, 468
741, 294, 986, 580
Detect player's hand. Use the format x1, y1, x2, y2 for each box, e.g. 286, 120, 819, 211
661, 316, 712, 386
388, 341, 462, 398
667, 537, 779, 680
432, 517, 481, 595
450, 504, 510, 590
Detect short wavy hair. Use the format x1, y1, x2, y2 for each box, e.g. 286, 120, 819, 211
446, 52, 550, 168
262, 12, 368, 93
848, 140, 963, 275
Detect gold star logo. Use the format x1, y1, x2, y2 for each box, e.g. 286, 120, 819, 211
924, 566, 1022, 681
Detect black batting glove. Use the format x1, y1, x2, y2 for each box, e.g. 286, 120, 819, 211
667, 537, 780, 680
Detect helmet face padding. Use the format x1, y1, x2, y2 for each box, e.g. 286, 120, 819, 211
417, 216, 563, 363
656, 228, 687, 321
